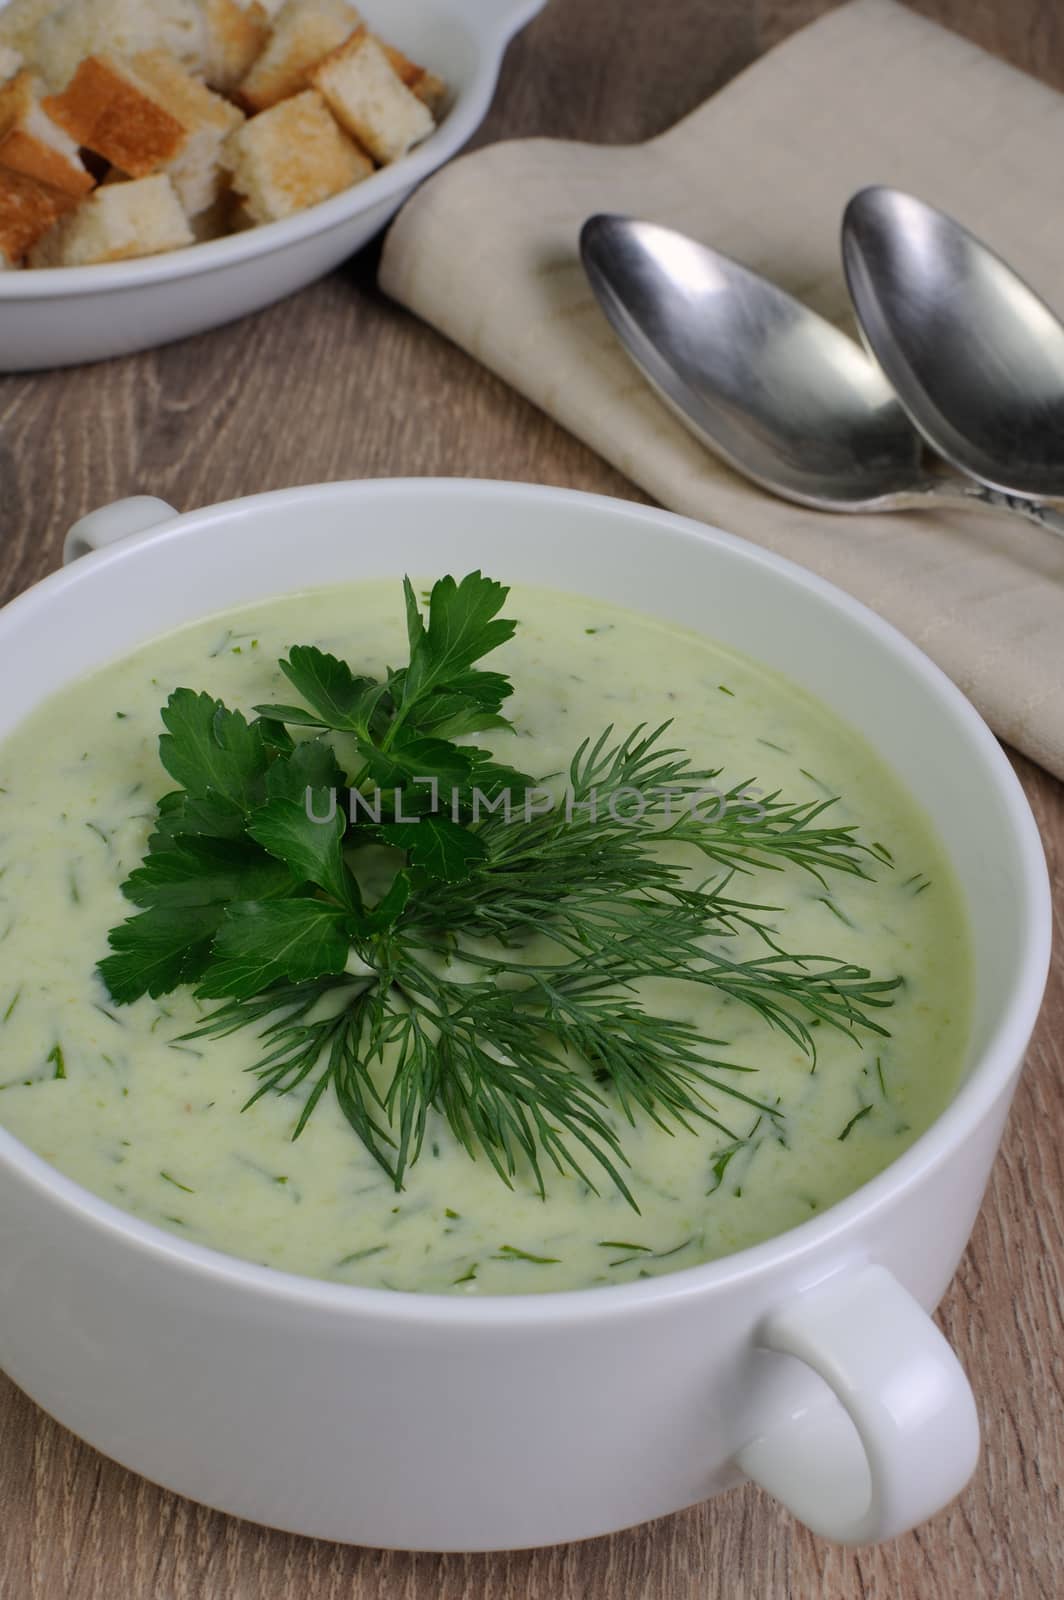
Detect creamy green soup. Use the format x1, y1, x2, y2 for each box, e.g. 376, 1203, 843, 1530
0, 581, 969, 1294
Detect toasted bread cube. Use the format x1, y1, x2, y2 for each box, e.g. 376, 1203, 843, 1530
0, 166, 78, 263
0, 168, 69, 262
42, 54, 188, 180
377, 39, 419, 86
237, 0, 361, 112
409, 69, 446, 118
201, 0, 271, 94
34, 0, 207, 91
48, 50, 243, 214
312, 29, 433, 165
129, 49, 244, 214
28, 173, 193, 266
0, 46, 22, 86
377, 40, 447, 117
223, 87, 370, 222
0, 71, 95, 199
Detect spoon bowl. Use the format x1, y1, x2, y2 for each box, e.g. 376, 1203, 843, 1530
842, 186, 1064, 502
580, 213, 1064, 540
579, 214, 923, 511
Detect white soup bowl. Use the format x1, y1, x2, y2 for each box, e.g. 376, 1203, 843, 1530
0, 479, 1050, 1549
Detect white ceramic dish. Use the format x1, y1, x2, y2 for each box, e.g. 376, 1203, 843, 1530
0, 479, 1051, 1550
0, 0, 544, 371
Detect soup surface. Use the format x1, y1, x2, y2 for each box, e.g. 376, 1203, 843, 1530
0, 581, 970, 1293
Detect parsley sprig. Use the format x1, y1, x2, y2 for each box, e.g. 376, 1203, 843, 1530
100, 573, 900, 1207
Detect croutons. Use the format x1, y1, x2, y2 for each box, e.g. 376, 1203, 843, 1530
312, 28, 433, 165
0, 166, 78, 265
223, 86, 371, 222
201, 0, 271, 94
378, 40, 447, 117
1, 0, 449, 266
0, 69, 95, 200
237, 0, 361, 112
28, 172, 193, 266
129, 50, 244, 215
43, 53, 187, 179
0, 46, 23, 87
0, 1, 54, 66
33, 0, 207, 91
44, 50, 243, 215
409, 69, 445, 118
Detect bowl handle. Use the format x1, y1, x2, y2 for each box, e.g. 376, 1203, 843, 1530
735, 1263, 979, 1544
63, 496, 179, 565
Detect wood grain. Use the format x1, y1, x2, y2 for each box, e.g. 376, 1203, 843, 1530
1, 3, 1062, 1597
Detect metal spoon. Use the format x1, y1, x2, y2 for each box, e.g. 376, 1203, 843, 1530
579, 214, 1064, 537
843, 185, 1064, 512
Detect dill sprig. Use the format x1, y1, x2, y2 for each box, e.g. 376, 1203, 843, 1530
100, 572, 901, 1208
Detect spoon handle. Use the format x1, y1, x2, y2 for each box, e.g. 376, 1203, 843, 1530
923, 479, 1064, 540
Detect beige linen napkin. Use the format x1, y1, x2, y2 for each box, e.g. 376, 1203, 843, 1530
380, 0, 1064, 779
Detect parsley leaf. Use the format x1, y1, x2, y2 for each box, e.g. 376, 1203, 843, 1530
264, 737, 347, 802
158, 690, 268, 809
150, 789, 247, 846
197, 900, 354, 999
403, 674, 514, 739
375, 817, 487, 882
361, 734, 480, 794
122, 837, 294, 909
395, 573, 517, 719
361, 871, 412, 931
264, 647, 387, 738
247, 797, 358, 909
256, 718, 295, 755
100, 904, 222, 1002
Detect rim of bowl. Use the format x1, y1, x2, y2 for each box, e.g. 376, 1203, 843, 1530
0, 478, 1051, 1327
0, 0, 542, 298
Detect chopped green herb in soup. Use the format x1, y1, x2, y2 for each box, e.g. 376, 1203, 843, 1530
0, 577, 970, 1294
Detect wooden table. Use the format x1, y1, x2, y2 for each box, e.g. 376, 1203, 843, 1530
2, 3, 1062, 1596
